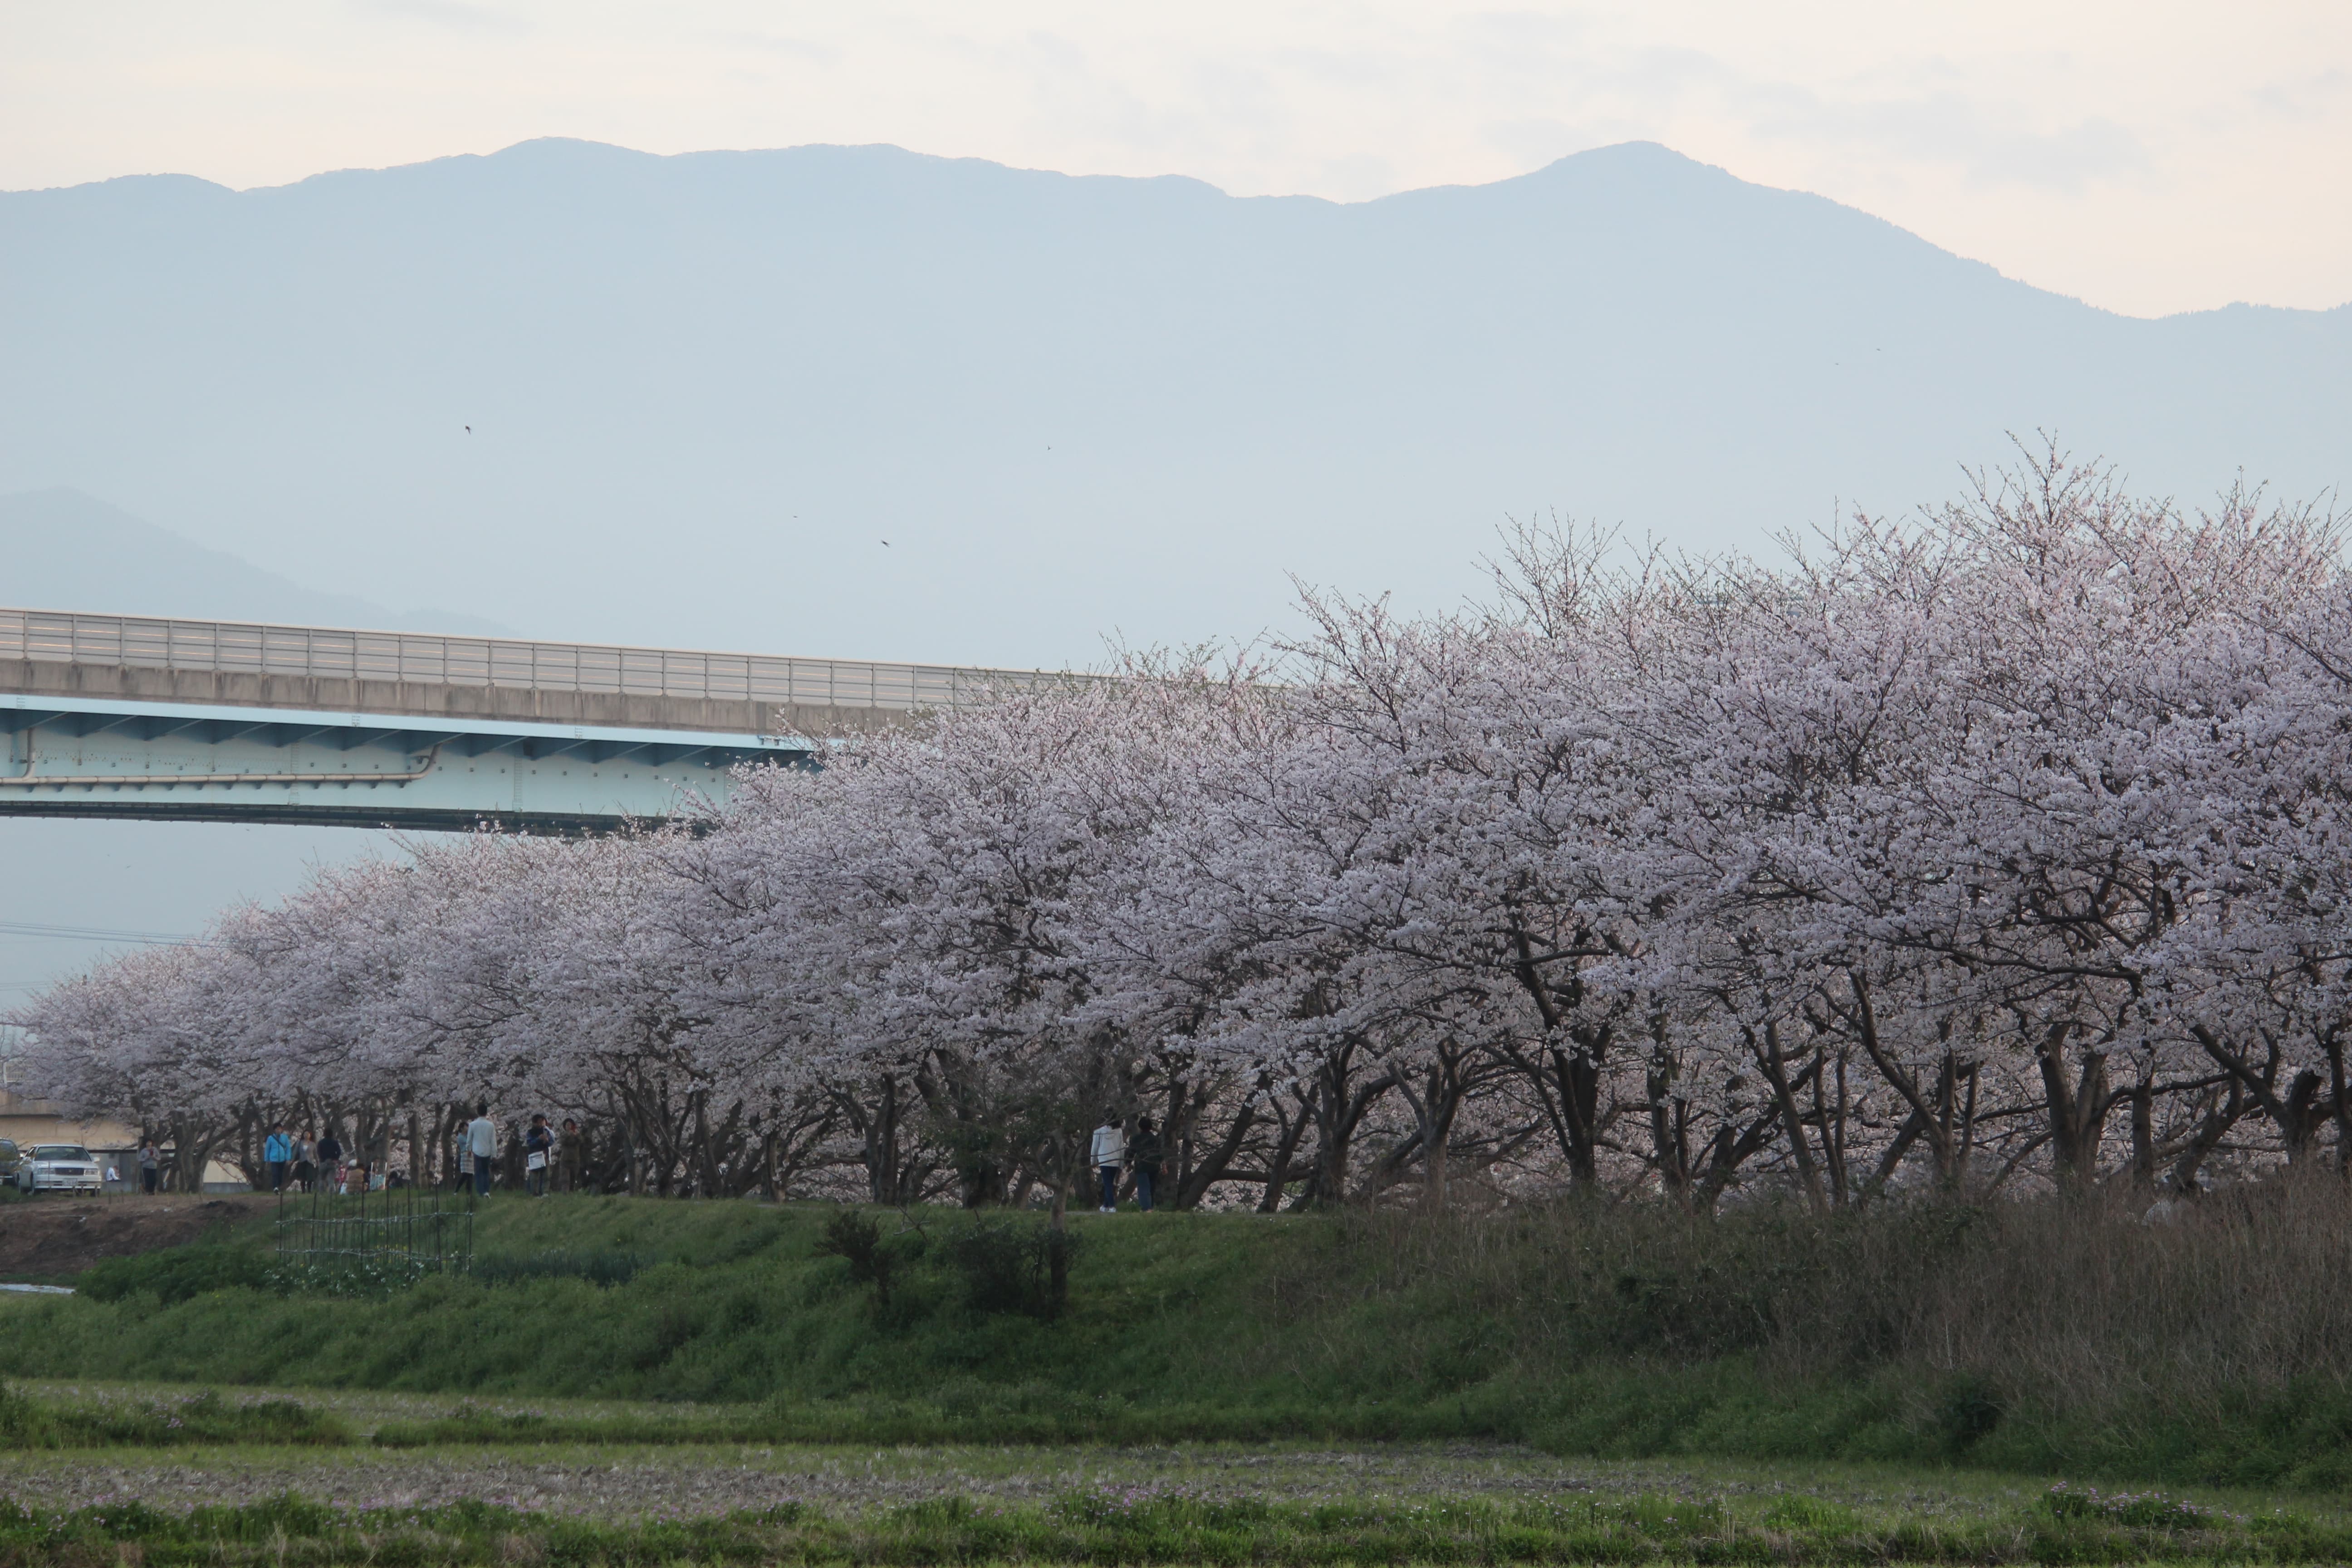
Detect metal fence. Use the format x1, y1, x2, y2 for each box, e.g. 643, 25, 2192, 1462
274, 1183, 473, 1284
0, 606, 1068, 712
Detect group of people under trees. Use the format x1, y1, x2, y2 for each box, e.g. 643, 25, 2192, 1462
258, 1123, 362, 1193
21, 448, 2352, 1215
254, 1107, 591, 1198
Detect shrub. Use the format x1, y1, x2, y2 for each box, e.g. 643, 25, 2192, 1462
942, 1215, 1080, 1319
77, 1245, 271, 1304
470, 1249, 652, 1288
814, 1209, 902, 1305
0, 1382, 58, 1446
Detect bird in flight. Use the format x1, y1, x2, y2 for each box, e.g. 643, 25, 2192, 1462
881, 539, 892, 548
464, 425, 472, 433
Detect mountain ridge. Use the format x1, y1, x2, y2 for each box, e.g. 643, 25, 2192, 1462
0, 135, 2341, 668
0, 489, 511, 635
32, 137, 2327, 323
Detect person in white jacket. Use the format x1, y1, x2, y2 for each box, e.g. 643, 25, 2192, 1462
466, 1103, 498, 1198
1090, 1114, 1126, 1213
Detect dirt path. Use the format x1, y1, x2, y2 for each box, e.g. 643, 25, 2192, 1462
0, 1194, 270, 1280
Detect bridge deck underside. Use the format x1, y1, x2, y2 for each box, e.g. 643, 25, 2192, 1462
0, 697, 811, 832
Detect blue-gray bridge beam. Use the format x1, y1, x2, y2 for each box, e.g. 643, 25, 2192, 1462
0, 694, 813, 833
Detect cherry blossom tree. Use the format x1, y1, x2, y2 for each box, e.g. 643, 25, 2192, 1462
17, 451, 2348, 1207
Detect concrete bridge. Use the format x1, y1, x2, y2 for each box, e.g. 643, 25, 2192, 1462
1, 608, 1061, 832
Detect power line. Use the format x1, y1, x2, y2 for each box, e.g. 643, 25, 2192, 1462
0, 920, 201, 945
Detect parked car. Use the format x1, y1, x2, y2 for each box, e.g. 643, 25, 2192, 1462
16, 1144, 103, 1195
0, 1139, 19, 1186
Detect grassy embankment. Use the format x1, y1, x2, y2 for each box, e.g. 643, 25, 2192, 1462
7, 1186, 2352, 1490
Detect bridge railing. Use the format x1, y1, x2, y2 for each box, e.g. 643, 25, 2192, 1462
0, 608, 1068, 711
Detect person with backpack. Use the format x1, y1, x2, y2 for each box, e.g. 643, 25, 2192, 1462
1090, 1112, 1126, 1213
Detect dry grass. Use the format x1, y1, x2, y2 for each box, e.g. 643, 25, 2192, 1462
1292, 1174, 2352, 1431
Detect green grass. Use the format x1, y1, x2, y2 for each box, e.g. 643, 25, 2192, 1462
4, 1381, 2350, 1562
0, 1199, 1294, 1411
0, 1475, 2346, 1565
9, 1195, 2352, 1492
0, 1380, 351, 1447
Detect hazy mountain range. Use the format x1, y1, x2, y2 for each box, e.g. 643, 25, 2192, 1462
2, 138, 2342, 671
0, 488, 507, 633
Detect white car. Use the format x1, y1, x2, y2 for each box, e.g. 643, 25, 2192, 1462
16, 1144, 103, 1195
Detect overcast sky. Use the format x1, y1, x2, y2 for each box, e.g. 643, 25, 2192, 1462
2, 1, 2346, 320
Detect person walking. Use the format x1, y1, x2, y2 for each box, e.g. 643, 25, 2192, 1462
466, 1103, 497, 1197
314, 1127, 343, 1194
558, 1118, 584, 1193
263, 1123, 293, 1192
138, 1139, 161, 1196
1090, 1112, 1126, 1213
524, 1114, 553, 1197
291, 1130, 316, 1194
1130, 1116, 1164, 1212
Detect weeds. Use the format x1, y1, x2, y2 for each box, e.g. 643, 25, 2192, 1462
77, 1243, 435, 1302
0, 1485, 2340, 1566
76, 1247, 273, 1305
2044, 1483, 2243, 1530
0, 1382, 350, 1447
469, 1249, 652, 1289
264, 1254, 434, 1297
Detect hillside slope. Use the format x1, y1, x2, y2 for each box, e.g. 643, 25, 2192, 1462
11, 1193, 2352, 1490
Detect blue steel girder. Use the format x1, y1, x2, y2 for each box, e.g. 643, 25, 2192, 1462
0, 693, 815, 833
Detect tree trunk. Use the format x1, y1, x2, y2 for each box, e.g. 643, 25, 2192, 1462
2036, 1022, 2111, 1185
1754, 1022, 1828, 1211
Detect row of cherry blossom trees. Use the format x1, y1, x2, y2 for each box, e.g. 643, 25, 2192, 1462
20, 451, 2352, 1208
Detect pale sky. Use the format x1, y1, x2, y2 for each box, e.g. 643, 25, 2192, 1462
2, 2, 2347, 319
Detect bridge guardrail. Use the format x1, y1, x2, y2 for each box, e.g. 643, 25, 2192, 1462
0, 608, 1067, 712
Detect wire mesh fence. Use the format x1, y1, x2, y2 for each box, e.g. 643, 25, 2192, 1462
272, 1182, 473, 1289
